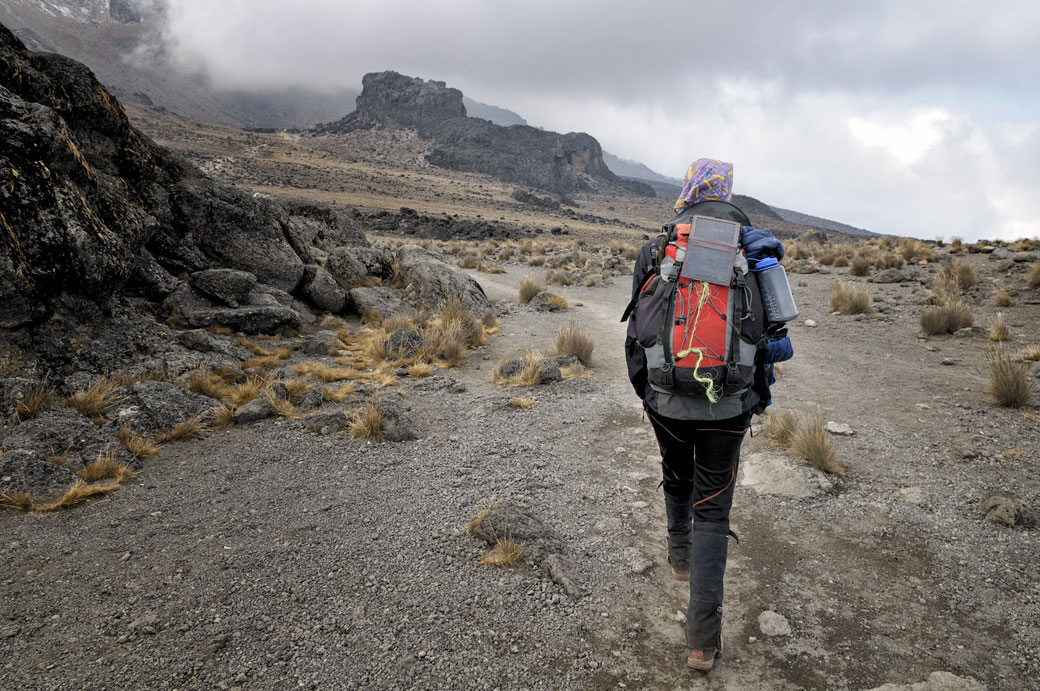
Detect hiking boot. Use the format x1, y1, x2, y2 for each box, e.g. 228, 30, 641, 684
667, 553, 689, 581
686, 640, 722, 672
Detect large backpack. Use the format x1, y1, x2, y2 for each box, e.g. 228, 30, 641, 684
626, 201, 766, 404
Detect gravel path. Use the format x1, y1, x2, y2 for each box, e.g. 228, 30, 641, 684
2, 259, 1037, 690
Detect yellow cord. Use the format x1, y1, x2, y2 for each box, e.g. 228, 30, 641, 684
674, 281, 721, 403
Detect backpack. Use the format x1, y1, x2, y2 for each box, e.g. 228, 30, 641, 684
625, 201, 766, 404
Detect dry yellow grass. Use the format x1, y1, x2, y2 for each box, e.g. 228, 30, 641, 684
348, 400, 383, 440
829, 280, 872, 314
77, 450, 135, 484
68, 377, 123, 420
509, 396, 536, 409
241, 354, 282, 370
920, 303, 974, 335
790, 414, 845, 475
322, 383, 355, 403
763, 410, 798, 446
15, 382, 57, 422
1014, 344, 1040, 361
989, 312, 1010, 342
33, 479, 119, 512
266, 393, 298, 419
493, 351, 541, 387
560, 362, 587, 379
518, 275, 543, 304
987, 346, 1033, 408
213, 404, 237, 427
155, 414, 210, 443
296, 362, 360, 382
478, 537, 525, 567
208, 324, 233, 336
227, 375, 267, 406
849, 256, 871, 276
186, 368, 232, 400
408, 363, 433, 378
0, 488, 34, 511
361, 308, 382, 326
995, 287, 1013, 307
281, 379, 311, 404
1030, 263, 1040, 289
118, 428, 159, 459
555, 323, 594, 365
237, 337, 272, 356
939, 259, 978, 290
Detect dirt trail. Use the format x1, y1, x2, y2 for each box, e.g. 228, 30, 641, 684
1, 262, 1036, 690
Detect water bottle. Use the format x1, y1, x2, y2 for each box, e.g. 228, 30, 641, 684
751, 257, 798, 322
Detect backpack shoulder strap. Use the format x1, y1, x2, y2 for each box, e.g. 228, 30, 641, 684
620, 233, 668, 322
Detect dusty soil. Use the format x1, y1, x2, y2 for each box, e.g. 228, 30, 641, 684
2, 108, 1038, 689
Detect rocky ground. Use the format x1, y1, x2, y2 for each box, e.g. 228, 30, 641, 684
2, 246, 1038, 690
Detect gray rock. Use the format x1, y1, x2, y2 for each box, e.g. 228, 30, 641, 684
347, 286, 414, 319
303, 331, 343, 357
544, 553, 582, 598
235, 396, 273, 424
0, 449, 78, 496
871, 268, 907, 283
185, 305, 303, 335
190, 269, 257, 307
303, 408, 351, 434
326, 248, 368, 287
804, 319, 818, 327
468, 500, 557, 555
497, 360, 525, 381
825, 421, 855, 436
296, 386, 325, 412
533, 359, 562, 385
978, 492, 1037, 528
1012, 252, 1037, 263
117, 382, 215, 437
864, 671, 985, 691
895, 487, 930, 507
739, 450, 834, 499
989, 247, 1009, 260
0, 377, 37, 417
349, 246, 395, 279
386, 329, 426, 358
786, 259, 819, 274
174, 329, 251, 360
3, 408, 112, 464
378, 400, 418, 442
395, 245, 492, 314
757, 610, 791, 636
300, 265, 347, 313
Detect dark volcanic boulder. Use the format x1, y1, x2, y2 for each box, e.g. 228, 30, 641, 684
3, 407, 112, 465
326, 248, 369, 287
349, 246, 395, 280
395, 245, 492, 314
115, 381, 215, 436
347, 286, 414, 319
299, 265, 347, 313
191, 269, 258, 306
0, 449, 78, 496
318, 71, 466, 135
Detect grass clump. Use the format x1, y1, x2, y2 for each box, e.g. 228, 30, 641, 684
995, 287, 1013, 307
186, 368, 232, 400
348, 400, 383, 440
407, 363, 433, 378
939, 260, 978, 290
555, 323, 594, 366
118, 428, 159, 459
68, 377, 123, 421
763, 410, 798, 446
478, 537, 526, 567
213, 404, 237, 427
829, 280, 872, 314
920, 303, 974, 335
1014, 344, 1040, 362
0, 488, 35, 511
295, 362, 359, 382
16, 383, 57, 422
322, 383, 355, 403
518, 275, 543, 304
545, 294, 569, 310
988, 312, 1010, 342
77, 450, 135, 484
155, 414, 210, 444
509, 396, 536, 409
32, 479, 119, 512
987, 346, 1033, 407
849, 256, 871, 276
790, 413, 845, 476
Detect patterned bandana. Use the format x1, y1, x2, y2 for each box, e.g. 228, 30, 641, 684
673, 158, 734, 214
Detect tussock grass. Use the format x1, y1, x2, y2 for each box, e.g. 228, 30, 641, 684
186, 368, 232, 400
829, 280, 872, 314
0, 488, 34, 511
296, 362, 360, 382
408, 363, 433, 378
849, 256, 871, 276
68, 377, 123, 421
876, 253, 905, 269
763, 410, 798, 446
493, 351, 541, 387
348, 400, 383, 440
920, 302, 974, 335
77, 450, 135, 484
155, 414, 209, 443
478, 537, 525, 567
995, 287, 1013, 307
527, 256, 546, 267
929, 274, 961, 306
213, 404, 237, 427
464, 501, 497, 533
950, 237, 964, 253
546, 270, 574, 287
32, 479, 118, 512
555, 323, 594, 366
361, 308, 382, 326
987, 345, 1033, 407
16, 382, 57, 422
237, 337, 272, 356
560, 362, 588, 379
518, 275, 543, 304
322, 383, 355, 403
227, 375, 267, 406
509, 396, 536, 409
1030, 263, 1040, 289
790, 413, 845, 475
266, 393, 297, 419
241, 354, 281, 371
939, 260, 978, 290
481, 311, 499, 332
118, 428, 159, 459
989, 312, 1010, 342
1014, 344, 1040, 361
546, 294, 569, 310
281, 379, 311, 405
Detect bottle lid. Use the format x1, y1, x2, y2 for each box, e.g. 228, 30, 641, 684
752, 256, 778, 271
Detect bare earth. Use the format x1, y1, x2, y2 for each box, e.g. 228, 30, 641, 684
2, 110, 1038, 690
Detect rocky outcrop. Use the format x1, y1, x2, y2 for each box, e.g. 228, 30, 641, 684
314, 70, 653, 197
395, 245, 492, 314
317, 71, 466, 136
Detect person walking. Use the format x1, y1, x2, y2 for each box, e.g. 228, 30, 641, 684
622, 158, 793, 672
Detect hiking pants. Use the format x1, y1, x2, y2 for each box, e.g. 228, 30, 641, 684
645, 405, 751, 653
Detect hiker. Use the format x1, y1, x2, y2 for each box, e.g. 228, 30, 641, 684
622, 158, 794, 672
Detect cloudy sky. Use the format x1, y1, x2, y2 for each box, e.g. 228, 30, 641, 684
162, 0, 1040, 240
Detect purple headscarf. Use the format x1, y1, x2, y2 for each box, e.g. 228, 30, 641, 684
673, 158, 734, 213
